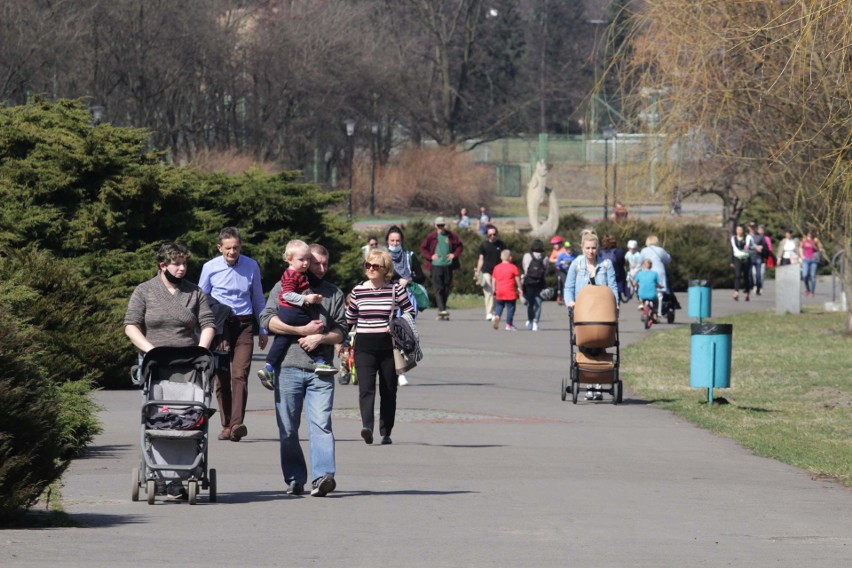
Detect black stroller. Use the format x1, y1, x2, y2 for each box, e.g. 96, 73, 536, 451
130, 346, 217, 505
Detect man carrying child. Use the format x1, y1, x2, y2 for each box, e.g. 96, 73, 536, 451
258, 240, 336, 390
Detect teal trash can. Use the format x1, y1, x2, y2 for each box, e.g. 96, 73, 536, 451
690, 323, 732, 402
687, 279, 712, 321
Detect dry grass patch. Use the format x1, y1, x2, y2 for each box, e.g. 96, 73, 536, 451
350, 146, 494, 215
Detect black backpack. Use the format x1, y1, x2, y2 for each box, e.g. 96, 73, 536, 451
525, 256, 546, 288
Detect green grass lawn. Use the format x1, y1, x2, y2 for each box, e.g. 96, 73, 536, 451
447, 294, 485, 310
622, 311, 852, 487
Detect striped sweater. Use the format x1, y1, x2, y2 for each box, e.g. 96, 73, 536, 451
346, 282, 413, 334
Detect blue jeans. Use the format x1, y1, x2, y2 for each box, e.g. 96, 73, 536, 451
523, 289, 543, 323
751, 259, 764, 291
801, 259, 818, 293
494, 299, 516, 326
274, 366, 335, 485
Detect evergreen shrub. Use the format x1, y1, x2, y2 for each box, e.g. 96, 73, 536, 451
0, 307, 69, 525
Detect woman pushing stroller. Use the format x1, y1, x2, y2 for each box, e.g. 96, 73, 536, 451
563, 230, 619, 400
124, 242, 216, 499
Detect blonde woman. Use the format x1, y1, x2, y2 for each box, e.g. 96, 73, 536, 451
563, 230, 618, 401
638, 234, 672, 315
346, 249, 414, 445
563, 231, 619, 308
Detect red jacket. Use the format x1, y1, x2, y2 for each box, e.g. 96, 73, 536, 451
419, 229, 463, 271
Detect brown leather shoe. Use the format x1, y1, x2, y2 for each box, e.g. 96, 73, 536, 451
230, 423, 248, 442
217, 428, 231, 441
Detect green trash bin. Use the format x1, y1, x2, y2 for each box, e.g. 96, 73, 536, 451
690, 323, 732, 403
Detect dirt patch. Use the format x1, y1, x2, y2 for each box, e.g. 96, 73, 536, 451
811, 386, 852, 409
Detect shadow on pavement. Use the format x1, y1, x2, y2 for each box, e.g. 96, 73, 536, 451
328, 489, 475, 498
83, 444, 135, 459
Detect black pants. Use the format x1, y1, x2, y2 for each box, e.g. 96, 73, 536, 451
266, 305, 313, 366
733, 257, 752, 293
355, 333, 397, 437
431, 265, 453, 311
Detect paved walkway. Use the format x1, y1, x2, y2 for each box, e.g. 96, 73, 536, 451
3, 280, 849, 567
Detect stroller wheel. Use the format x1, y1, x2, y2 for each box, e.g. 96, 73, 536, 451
146, 480, 156, 505
571, 380, 580, 404
560, 376, 567, 401
612, 382, 622, 405
188, 480, 198, 505
131, 468, 140, 502
208, 468, 217, 502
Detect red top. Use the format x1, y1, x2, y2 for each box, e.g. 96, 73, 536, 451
492, 261, 520, 301
279, 267, 309, 307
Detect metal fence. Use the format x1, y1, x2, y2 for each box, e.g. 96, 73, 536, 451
468, 134, 661, 196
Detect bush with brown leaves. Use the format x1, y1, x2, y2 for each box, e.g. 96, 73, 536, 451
350, 146, 494, 216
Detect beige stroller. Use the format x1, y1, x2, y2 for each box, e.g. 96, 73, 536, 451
561, 284, 623, 404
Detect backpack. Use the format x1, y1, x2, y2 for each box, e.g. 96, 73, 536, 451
598, 248, 618, 265
525, 256, 546, 288
408, 251, 425, 284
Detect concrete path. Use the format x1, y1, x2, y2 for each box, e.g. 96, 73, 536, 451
3, 280, 849, 567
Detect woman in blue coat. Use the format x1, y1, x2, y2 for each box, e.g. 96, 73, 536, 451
564, 230, 619, 308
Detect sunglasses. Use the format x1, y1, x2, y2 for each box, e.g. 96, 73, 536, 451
364, 262, 383, 272
436, 224, 446, 228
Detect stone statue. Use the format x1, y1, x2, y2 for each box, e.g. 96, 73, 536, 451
526, 160, 559, 238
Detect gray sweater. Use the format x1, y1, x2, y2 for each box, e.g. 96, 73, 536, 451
259, 279, 347, 370
124, 273, 215, 348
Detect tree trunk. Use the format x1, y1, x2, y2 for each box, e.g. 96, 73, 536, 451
844, 239, 852, 335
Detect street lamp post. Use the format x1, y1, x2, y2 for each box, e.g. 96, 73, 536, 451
602, 125, 616, 221
640, 87, 667, 196
344, 118, 356, 218
587, 19, 609, 136
370, 122, 378, 216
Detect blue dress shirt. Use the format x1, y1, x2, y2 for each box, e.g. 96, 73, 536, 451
199, 254, 268, 334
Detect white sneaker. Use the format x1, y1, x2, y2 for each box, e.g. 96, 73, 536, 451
486, 314, 493, 321
398, 374, 408, 386
525, 320, 532, 329
532, 322, 539, 331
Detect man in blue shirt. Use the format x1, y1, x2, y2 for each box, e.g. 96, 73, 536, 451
199, 227, 268, 442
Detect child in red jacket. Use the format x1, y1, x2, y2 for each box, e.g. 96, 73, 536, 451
491, 249, 522, 331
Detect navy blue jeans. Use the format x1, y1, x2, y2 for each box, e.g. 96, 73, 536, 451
494, 299, 516, 326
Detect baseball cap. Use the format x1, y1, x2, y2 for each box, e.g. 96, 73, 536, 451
435, 216, 445, 225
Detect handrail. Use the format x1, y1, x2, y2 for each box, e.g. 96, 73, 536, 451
830, 250, 845, 303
